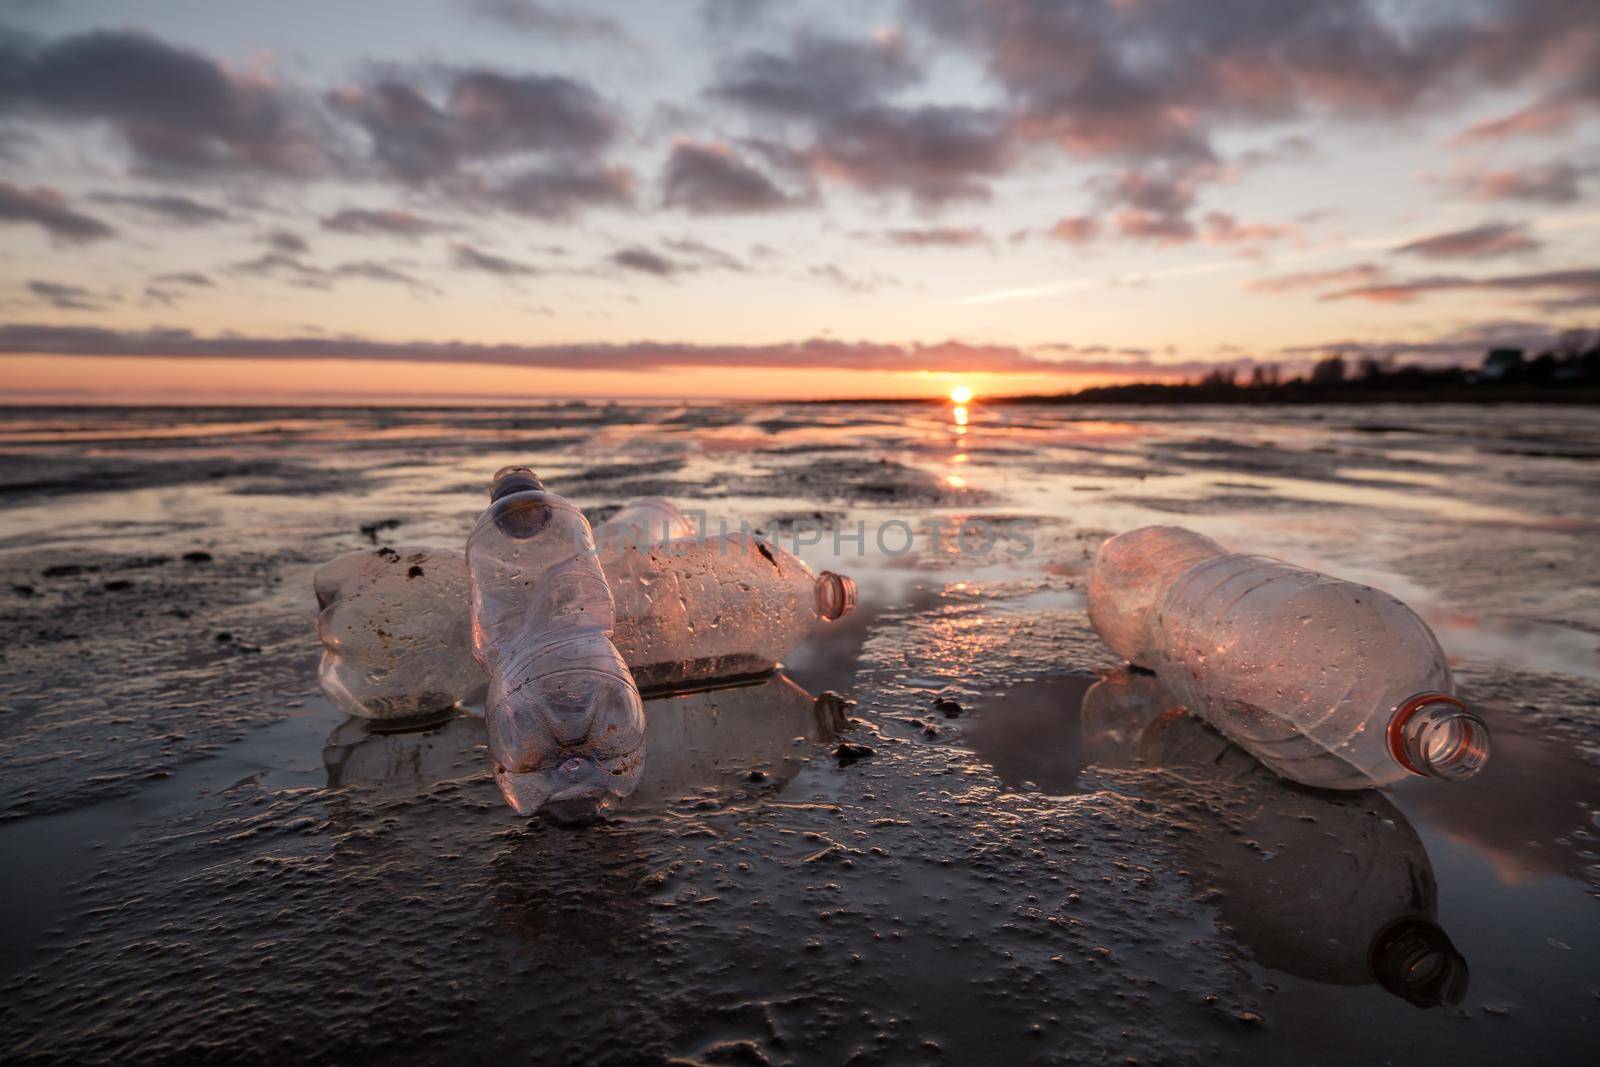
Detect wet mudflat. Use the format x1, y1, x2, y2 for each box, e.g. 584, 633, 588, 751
0, 401, 1597, 1064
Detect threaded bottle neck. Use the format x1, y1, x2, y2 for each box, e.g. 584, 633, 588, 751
815, 571, 858, 621
490, 466, 545, 503
1388, 693, 1491, 781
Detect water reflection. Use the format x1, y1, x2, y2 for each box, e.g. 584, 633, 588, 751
321, 670, 842, 808
972, 668, 1469, 1007
621, 671, 843, 807
324, 711, 486, 791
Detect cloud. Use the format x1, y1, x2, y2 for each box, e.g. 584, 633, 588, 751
1201, 212, 1299, 245
1444, 161, 1590, 205
661, 237, 745, 271
332, 260, 438, 293
798, 104, 1014, 206
261, 228, 311, 255
452, 243, 540, 276
804, 263, 900, 292
0, 325, 1083, 375
228, 251, 329, 287
1393, 221, 1541, 260
1246, 263, 1384, 293
915, 0, 1600, 167
609, 246, 681, 277
1453, 100, 1576, 143
711, 30, 918, 120
486, 164, 635, 219
661, 140, 795, 214
1089, 165, 1215, 244
463, 0, 629, 43
321, 207, 449, 239
864, 226, 991, 248
151, 270, 214, 288
0, 28, 328, 175
0, 181, 116, 242
327, 67, 619, 183
26, 280, 111, 311
87, 192, 233, 225
1321, 267, 1600, 308
711, 32, 1012, 205
1046, 216, 1100, 244
228, 249, 435, 292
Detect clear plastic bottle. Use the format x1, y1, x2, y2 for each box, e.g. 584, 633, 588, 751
596, 497, 698, 549
1087, 525, 1226, 668
1088, 526, 1489, 789
601, 530, 858, 689
466, 467, 646, 821
313, 546, 482, 721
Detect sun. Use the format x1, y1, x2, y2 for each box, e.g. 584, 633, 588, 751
949, 384, 973, 404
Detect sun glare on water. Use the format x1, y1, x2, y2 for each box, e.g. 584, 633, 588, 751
950, 385, 974, 404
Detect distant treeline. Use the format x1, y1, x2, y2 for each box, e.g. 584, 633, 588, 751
1000, 340, 1600, 405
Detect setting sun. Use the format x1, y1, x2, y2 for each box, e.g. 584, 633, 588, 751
950, 385, 974, 404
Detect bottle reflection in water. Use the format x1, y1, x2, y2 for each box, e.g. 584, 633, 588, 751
621, 671, 843, 807
323, 712, 486, 791
1085, 668, 1469, 1008
319, 671, 839, 809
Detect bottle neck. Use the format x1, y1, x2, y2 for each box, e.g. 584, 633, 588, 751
1387, 693, 1490, 781
490, 466, 544, 503
815, 571, 858, 621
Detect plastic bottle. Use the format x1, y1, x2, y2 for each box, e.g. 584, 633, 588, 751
310, 497, 859, 698
466, 467, 646, 821
313, 546, 482, 721
601, 530, 858, 689
1088, 525, 1489, 789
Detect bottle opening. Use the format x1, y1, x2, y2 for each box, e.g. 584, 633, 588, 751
1388, 693, 1491, 782
489, 465, 545, 503
816, 571, 858, 621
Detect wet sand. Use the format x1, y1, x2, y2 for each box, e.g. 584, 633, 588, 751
1, 402, 1597, 1064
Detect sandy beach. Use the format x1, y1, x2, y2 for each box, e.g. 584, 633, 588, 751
1, 401, 1596, 1063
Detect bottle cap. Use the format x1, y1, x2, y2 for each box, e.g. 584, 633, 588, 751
1388, 693, 1490, 781
816, 571, 858, 621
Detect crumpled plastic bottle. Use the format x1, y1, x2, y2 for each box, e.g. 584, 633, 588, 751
466, 467, 646, 821
313, 546, 482, 721
1088, 525, 1489, 789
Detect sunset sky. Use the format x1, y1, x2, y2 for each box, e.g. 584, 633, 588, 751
1, 0, 1597, 401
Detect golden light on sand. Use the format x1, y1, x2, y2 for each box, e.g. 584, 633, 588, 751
950, 385, 973, 404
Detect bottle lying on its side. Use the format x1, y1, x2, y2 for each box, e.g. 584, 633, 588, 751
311, 494, 858, 715
1087, 525, 1489, 789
